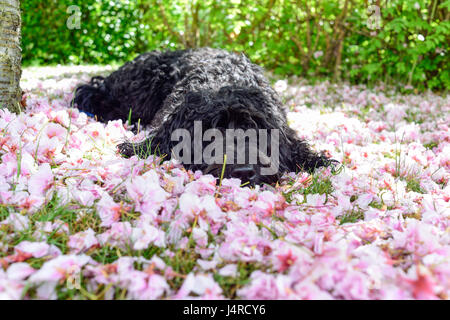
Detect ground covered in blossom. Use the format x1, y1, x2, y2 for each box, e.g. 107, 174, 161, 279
0, 66, 448, 300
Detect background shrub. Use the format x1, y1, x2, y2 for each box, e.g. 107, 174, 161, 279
22, 0, 147, 65
22, 0, 449, 90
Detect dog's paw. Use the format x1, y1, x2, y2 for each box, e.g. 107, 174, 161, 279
327, 158, 342, 174
117, 142, 135, 158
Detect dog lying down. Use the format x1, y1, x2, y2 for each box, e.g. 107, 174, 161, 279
74, 48, 336, 185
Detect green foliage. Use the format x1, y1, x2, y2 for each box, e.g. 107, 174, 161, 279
345, 0, 450, 90
22, 0, 147, 65
22, 0, 449, 90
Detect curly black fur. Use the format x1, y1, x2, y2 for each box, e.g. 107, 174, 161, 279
74, 48, 336, 185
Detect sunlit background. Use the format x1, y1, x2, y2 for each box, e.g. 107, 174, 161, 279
22, 0, 448, 91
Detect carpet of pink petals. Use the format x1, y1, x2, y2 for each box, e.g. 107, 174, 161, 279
0, 66, 449, 300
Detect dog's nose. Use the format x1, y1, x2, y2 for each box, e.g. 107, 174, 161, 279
231, 165, 257, 183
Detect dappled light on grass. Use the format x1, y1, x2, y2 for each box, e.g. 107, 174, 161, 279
0, 68, 448, 299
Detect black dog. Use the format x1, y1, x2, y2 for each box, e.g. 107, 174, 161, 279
74, 48, 335, 185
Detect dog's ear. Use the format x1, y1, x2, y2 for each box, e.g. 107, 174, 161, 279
74, 76, 121, 122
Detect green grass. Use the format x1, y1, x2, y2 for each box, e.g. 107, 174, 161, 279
214, 262, 265, 299
0, 206, 10, 221
406, 177, 425, 194
337, 208, 365, 225
283, 167, 340, 205
424, 141, 439, 150
368, 200, 384, 209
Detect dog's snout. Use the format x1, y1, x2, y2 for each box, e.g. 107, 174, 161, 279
230, 165, 257, 182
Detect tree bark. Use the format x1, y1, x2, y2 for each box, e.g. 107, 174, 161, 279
0, 0, 22, 114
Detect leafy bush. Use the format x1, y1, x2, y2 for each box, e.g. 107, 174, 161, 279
345, 0, 450, 90
22, 0, 449, 90
22, 0, 147, 65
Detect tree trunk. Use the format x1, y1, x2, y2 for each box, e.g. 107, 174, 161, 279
0, 0, 22, 113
